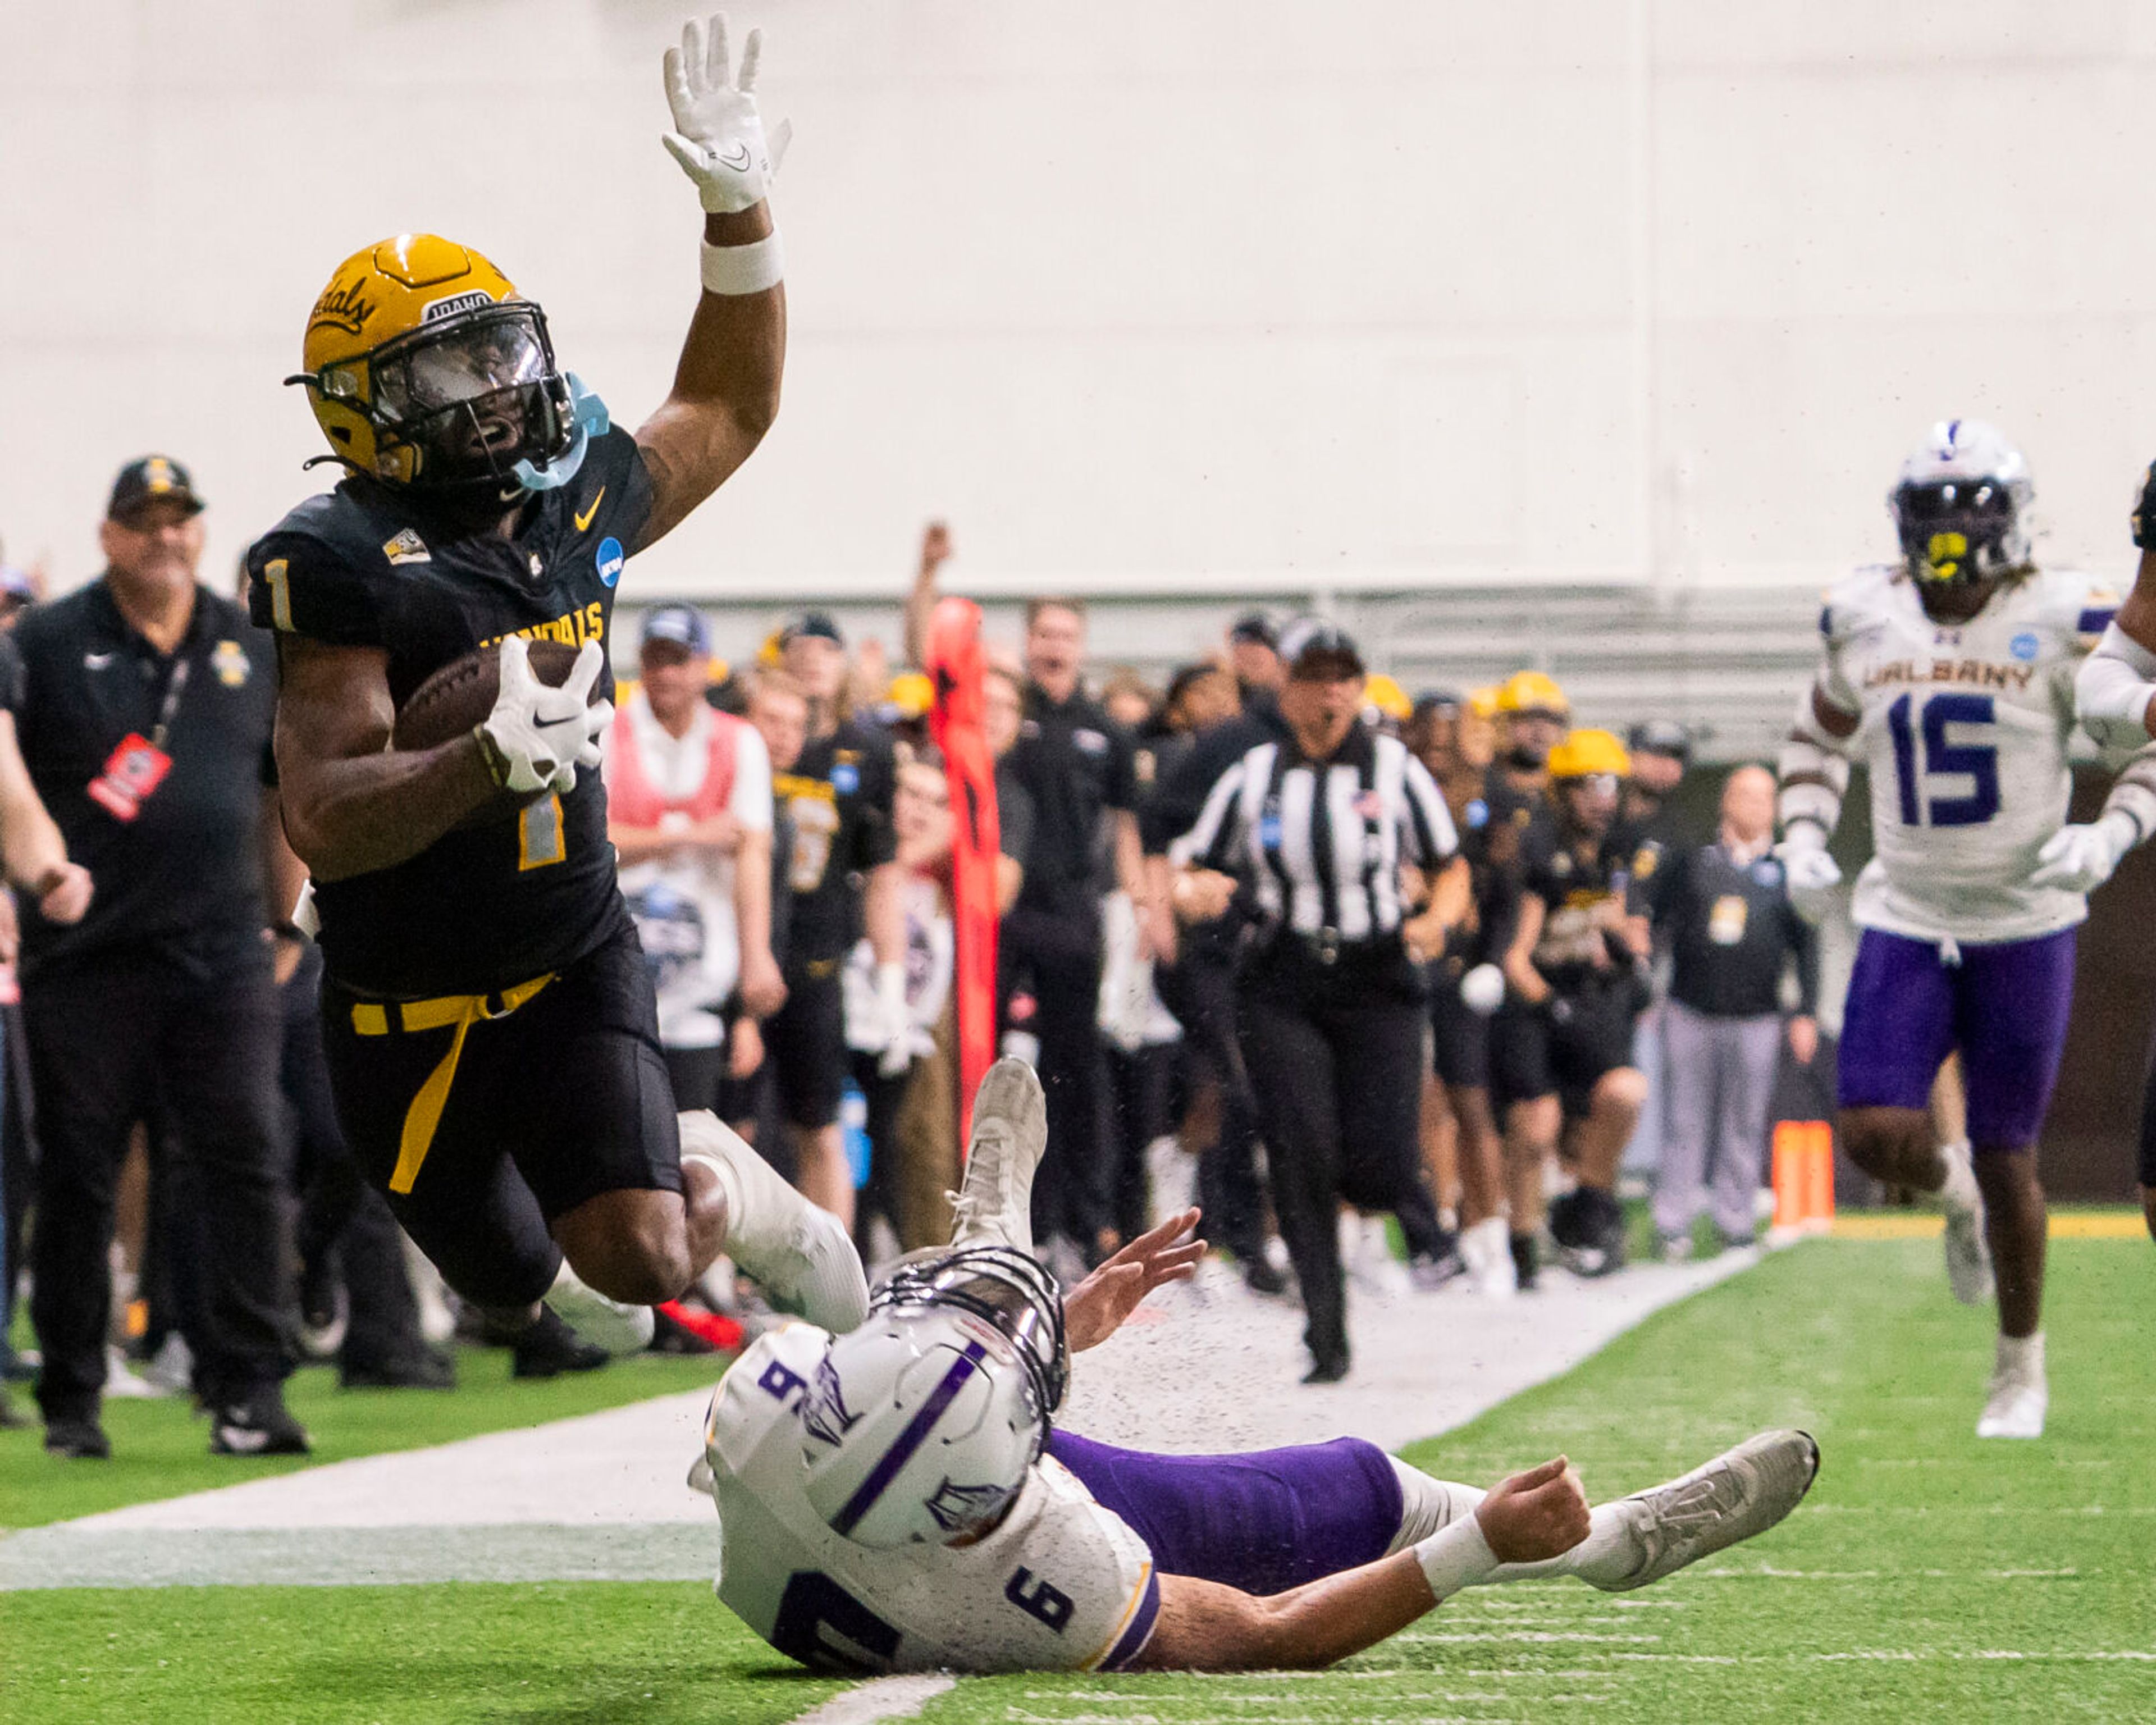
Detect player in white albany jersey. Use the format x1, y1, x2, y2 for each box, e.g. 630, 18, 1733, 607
1777, 419, 2156, 1440
691, 1060, 1817, 1674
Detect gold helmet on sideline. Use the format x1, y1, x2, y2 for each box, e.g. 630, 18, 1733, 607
1467, 685, 1503, 720
1363, 672, 1412, 722
1495, 668, 1570, 717
285, 235, 582, 499
1547, 728, 1632, 781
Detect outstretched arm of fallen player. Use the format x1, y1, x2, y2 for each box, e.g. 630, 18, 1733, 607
273, 636, 502, 882
1062, 1208, 1208, 1353
634, 12, 788, 552
1133, 1457, 1589, 1671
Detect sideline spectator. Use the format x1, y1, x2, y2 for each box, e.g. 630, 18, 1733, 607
607, 605, 784, 1116
1407, 691, 1516, 1297
1623, 718, 1693, 847
766, 616, 903, 1227
1226, 611, 1285, 725
1171, 619, 1461, 1382
737, 670, 810, 1148
846, 747, 958, 1253
1493, 728, 1651, 1286
12, 457, 307, 1458
1005, 596, 1152, 1268
1649, 764, 1819, 1254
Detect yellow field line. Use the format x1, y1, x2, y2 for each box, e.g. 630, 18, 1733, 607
1829, 1213, 2146, 1240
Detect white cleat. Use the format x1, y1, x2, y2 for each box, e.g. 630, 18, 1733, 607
1461, 1216, 1518, 1300
546, 1260, 656, 1356
948, 1057, 1048, 1255
680, 1110, 870, 1335
1938, 1140, 1994, 1307
1976, 1334, 2047, 1439
1591, 1429, 1821, 1591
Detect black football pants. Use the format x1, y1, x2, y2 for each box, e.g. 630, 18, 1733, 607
1238, 966, 1429, 1370
26, 950, 294, 1420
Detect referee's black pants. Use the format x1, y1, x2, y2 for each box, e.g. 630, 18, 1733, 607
25, 948, 293, 1420
1002, 902, 1111, 1257
1237, 946, 1428, 1372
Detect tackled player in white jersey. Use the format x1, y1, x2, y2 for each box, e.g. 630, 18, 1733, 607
689, 1060, 1817, 1674
1777, 419, 2156, 1439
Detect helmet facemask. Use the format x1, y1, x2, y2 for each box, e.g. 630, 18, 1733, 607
1893, 477, 2027, 596
873, 1245, 1069, 1422
293, 302, 574, 504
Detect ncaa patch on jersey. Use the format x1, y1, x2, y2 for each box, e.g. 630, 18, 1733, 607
2009, 631, 2039, 662
596, 536, 624, 587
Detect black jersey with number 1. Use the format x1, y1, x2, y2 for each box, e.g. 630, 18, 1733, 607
248, 428, 654, 998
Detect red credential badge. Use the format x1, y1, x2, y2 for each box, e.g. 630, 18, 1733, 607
87, 732, 173, 821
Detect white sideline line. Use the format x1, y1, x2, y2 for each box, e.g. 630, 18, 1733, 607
785, 1674, 954, 1724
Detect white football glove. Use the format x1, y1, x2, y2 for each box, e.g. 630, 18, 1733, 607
477, 637, 611, 797
661, 13, 791, 213
1774, 828, 1843, 925
2030, 810, 2140, 893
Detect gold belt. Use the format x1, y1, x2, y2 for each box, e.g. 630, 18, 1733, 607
351, 974, 556, 1194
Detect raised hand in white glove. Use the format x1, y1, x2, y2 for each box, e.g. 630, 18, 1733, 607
1774, 829, 1843, 925
477, 637, 611, 797
662, 13, 791, 213
873, 961, 912, 1078
2030, 810, 2140, 894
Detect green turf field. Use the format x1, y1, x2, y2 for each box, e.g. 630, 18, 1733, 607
0, 1345, 728, 1530
5, 1234, 2152, 1724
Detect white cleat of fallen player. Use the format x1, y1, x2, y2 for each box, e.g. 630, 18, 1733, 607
1936, 1138, 1994, 1307
679, 1109, 870, 1335
948, 1057, 1048, 1256
1976, 1332, 2048, 1439
546, 1259, 656, 1356
1589, 1429, 1822, 1591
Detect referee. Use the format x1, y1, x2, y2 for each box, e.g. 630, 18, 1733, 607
1171, 619, 1461, 1384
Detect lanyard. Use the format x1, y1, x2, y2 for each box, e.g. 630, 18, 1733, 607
147, 657, 191, 752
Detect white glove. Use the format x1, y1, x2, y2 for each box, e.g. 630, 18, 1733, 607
661, 13, 791, 213
1774, 828, 1843, 925
477, 637, 610, 797
2030, 810, 2140, 893
873, 961, 912, 1078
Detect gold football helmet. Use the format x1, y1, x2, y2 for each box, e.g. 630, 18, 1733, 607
285, 235, 578, 498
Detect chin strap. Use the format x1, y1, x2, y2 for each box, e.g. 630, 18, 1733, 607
511, 375, 610, 492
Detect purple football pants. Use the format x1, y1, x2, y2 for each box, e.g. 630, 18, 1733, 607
1836, 925, 2077, 1149
1047, 1430, 1404, 1595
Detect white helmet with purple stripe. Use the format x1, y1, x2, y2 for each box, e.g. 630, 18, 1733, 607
800, 1247, 1068, 1549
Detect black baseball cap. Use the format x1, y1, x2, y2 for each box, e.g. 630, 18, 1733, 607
108, 455, 205, 523
1627, 718, 1692, 764
1413, 689, 1464, 720
1227, 611, 1280, 650
781, 609, 844, 647
641, 604, 712, 655
1278, 617, 1365, 679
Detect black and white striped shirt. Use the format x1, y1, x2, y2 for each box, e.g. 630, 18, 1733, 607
1171, 725, 1458, 945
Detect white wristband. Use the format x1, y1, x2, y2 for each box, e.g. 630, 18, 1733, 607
701, 233, 784, 296
1412, 1513, 1500, 1601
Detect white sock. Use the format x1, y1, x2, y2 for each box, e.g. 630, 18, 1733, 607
1937, 1139, 1979, 1208
1487, 1502, 1636, 1587
1996, 1331, 2044, 1376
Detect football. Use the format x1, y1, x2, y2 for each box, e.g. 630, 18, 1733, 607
392, 638, 608, 823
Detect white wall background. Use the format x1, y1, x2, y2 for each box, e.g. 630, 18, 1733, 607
5, 0, 2156, 607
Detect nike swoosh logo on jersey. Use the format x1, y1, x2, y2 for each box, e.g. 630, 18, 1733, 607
574, 487, 606, 533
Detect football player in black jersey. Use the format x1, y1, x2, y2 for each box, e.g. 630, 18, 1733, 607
764, 611, 903, 1234
252, 15, 865, 1356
